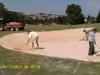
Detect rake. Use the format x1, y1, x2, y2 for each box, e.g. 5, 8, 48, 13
94, 44, 100, 56
13, 44, 26, 51
95, 44, 100, 50
79, 36, 85, 41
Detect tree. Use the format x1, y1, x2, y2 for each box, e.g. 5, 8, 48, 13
86, 15, 96, 24
96, 10, 100, 23
0, 2, 8, 24
0, 2, 34, 24
56, 16, 68, 25
17, 12, 26, 22
87, 15, 90, 23
4, 11, 18, 23
24, 15, 34, 24
17, 12, 34, 24
65, 4, 85, 25
0, 2, 5, 8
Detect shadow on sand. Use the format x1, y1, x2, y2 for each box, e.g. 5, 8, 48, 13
35, 47, 45, 50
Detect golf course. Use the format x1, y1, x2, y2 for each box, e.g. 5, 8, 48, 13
0, 23, 100, 75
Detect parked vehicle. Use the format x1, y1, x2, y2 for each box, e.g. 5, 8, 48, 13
6, 22, 25, 31
0, 24, 4, 31
0, 18, 4, 31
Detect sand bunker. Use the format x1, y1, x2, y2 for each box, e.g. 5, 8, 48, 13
0, 28, 100, 62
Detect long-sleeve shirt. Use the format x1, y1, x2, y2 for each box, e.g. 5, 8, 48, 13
88, 31, 95, 43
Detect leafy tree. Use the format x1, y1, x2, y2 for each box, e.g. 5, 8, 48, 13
0, 2, 5, 8
15, 12, 34, 24
65, 4, 85, 25
24, 15, 34, 24
96, 10, 100, 23
87, 15, 90, 22
17, 12, 26, 22
56, 16, 68, 25
0, 2, 34, 24
90, 16, 96, 21
86, 15, 96, 24
0, 2, 8, 24
47, 17, 54, 24
5, 11, 18, 23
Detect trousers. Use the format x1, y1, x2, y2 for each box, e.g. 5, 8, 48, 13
88, 41, 94, 55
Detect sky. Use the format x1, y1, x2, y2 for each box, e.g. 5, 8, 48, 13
0, 0, 100, 17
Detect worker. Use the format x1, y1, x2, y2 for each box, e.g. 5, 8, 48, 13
88, 28, 97, 56
83, 28, 95, 41
26, 31, 39, 50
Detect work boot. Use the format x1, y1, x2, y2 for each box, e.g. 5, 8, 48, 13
29, 48, 35, 50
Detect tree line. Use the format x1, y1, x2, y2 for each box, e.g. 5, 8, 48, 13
0, 2, 100, 25
0, 2, 34, 25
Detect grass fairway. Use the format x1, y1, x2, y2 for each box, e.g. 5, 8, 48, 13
0, 23, 100, 75
24, 23, 100, 32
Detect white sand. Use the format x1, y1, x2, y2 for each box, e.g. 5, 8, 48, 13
0, 28, 100, 62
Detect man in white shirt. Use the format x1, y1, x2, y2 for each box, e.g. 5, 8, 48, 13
88, 28, 97, 56
26, 31, 39, 49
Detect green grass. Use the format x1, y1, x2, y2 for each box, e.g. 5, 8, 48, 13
0, 23, 100, 75
24, 23, 100, 32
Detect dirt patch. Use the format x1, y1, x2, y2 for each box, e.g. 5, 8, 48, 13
0, 28, 100, 62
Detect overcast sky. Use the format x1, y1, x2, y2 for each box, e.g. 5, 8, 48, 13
0, 0, 100, 17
